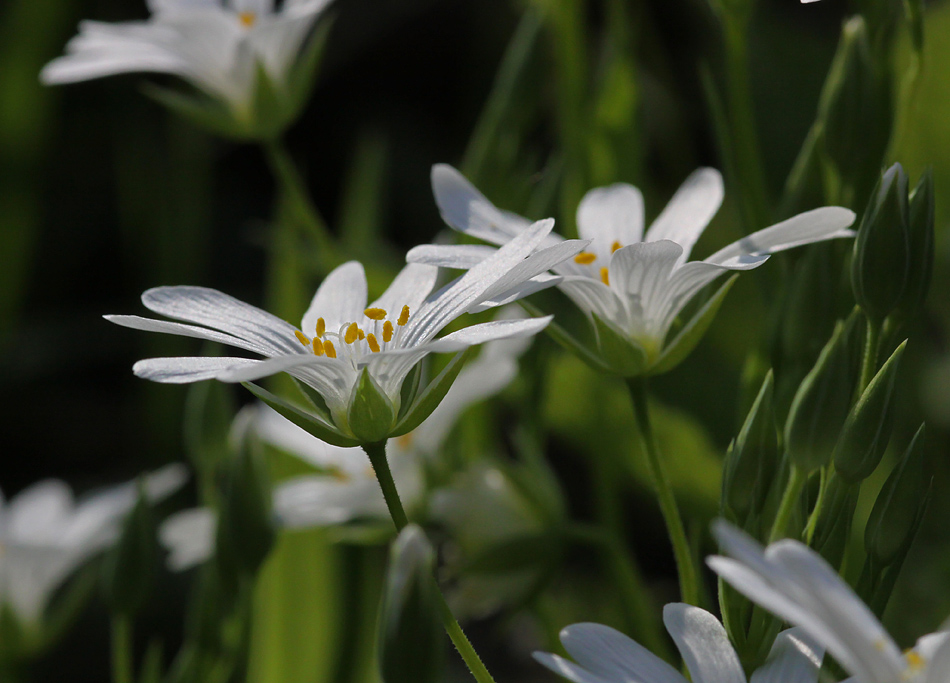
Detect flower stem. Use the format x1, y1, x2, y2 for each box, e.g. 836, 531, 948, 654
110, 615, 134, 683
626, 378, 700, 607
362, 441, 497, 683
769, 464, 806, 543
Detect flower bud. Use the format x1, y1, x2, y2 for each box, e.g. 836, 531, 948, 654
784, 316, 858, 473
834, 341, 905, 483
347, 368, 397, 444
101, 484, 158, 617
722, 371, 779, 524
811, 475, 859, 569
378, 526, 444, 683
865, 424, 928, 567
895, 168, 934, 319
851, 164, 910, 323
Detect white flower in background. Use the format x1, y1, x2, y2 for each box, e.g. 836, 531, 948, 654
536, 604, 823, 683
159, 326, 532, 570
107, 220, 583, 441
414, 165, 856, 375
0, 464, 186, 626
708, 521, 950, 683
41, 0, 331, 117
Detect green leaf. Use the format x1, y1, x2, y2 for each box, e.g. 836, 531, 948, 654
519, 299, 612, 374
346, 368, 397, 443
100, 485, 157, 617
591, 312, 648, 377
241, 382, 360, 448
138, 639, 165, 683
390, 348, 476, 437
651, 274, 738, 376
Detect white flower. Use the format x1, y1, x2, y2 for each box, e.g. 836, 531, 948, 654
414, 165, 856, 374
41, 0, 331, 116
535, 604, 823, 683
0, 464, 186, 626
708, 521, 950, 683
107, 220, 583, 440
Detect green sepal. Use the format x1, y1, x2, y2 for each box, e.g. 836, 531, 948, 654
834, 341, 906, 483
378, 526, 444, 683
518, 299, 612, 374
142, 83, 251, 140
651, 274, 738, 376
241, 381, 359, 448
100, 484, 158, 618
397, 363, 424, 422
864, 424, 927, 567
390, 348, 476, 438
291, 376, 333, 425
347, 368, 397, 444
591, 313, 648, 377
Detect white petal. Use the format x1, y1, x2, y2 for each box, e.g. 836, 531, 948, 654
644, 168, 724, 261
663, 604, 745, 683
609, 240, 683, 339
532, 652, 615, 683
159, 507, 216, 571
923, 634, 950, 683
248, 8, 322, 82
750, 628, 823, 683
406, 243, 498, 270
40, 47, 189, 84
576, 183, 645, 259
273, 476, 385, 527
133, 356, 261, 383
705, 207, 856, 269
466, 273, 561, 314
368, 262, 439, 323
7, 482, 73, 542
559, 622, 684, 683
147, 0, 218, 13
250, 404, 366, 474
473, 239, 587, 310
1, 545, 82, 624
557, 276, 627, 327
301, 261, 368, 336
106, 314, 276, 357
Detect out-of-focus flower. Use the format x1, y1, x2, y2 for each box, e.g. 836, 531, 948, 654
535, 604, 823, 683
108, 225, 583, 443
708, 521, 950, 683
41, 0, 333, 138
415, 165, 855, 376
0, 465, 186, 626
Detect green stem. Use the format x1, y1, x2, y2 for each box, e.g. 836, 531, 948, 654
803, 466, 830, 545
110, 615, 134, 683
363, 441, 497, 683
858, 318, 882, 396
769, 465, 806, 543
626, 378, 700, 606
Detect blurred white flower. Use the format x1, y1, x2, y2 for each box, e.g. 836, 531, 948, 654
536, 604, 823, 683
41, 0, 331, 116
0, 464, 186, 626
413, 165, 855, 375
708, 521, 950, 683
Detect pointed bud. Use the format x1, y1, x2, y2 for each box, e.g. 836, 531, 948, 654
834, 341, 906, 482
101, 484, 158, 617
722, 372, 779, 523
347, 368, 397, 443
851, 164, 910, 322
378, 525, 444, 683
812, 475, 859, 569
895, 168, 934, 319
785, 317, 858, 473
865, 425, 928, 567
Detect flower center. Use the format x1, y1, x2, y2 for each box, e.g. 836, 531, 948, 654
293, 306, 412, 366
902, 650, 926, 680
573, 241, 624, 285
238, 11, 256, 27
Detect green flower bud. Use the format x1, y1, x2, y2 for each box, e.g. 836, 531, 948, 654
895, 168, 934, 319
378, 526, 444, 683
784, 317, 858, 473
851, 164, 910, 322
347, 368, 397, 444
834, 341, 905, 483
215, 439, 276, 579
722, 371, 779, 524
101, 485, 158, 617
865, 424, 928, 567
811, 475, 859, 569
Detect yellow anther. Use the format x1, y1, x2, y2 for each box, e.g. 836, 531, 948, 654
294, 330, 311, 346
600, 267, 610, 286
364, 307, 387, 320
367, 333, 380, 353
327, 466, 349, 482
906, 651, 925, 671
238, 11, 256, 27
383, 320, 394, 343
312, 338, 325, 356
344, 323, 359, 344
574, 251, 597, 265
397, 305, 410, 326
324, 340, 337, 358
611, 241, 622, 253
358, 328, 365, 341
316, 317, 326, 337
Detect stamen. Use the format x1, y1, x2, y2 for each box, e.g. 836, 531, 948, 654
312, 338, 325, 356
294, 330, 311, 346
324, 340, 337, 358
600, 267, 610, 286
574, 252, 597, 265
367, 334, 380, 353
397, 305, 410, 326
905, 651, 925, 671
364, 307, 387, 320
344, 323, 359, 344
358, 328, 365, 341
383, 321, 394, 343
611, 241, 622, 253
238, 11, 256, 27
316, 317, 326, 337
